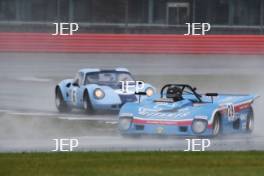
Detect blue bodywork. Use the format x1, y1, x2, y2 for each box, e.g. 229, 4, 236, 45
119, 84, 258, 136
56, 68, 155, 112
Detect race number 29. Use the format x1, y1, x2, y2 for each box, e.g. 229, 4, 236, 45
227, 104, 235, 121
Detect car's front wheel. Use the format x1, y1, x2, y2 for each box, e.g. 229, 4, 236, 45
55, 87, 71, 112
212, 113, 221, 136
83, 91, 94, 114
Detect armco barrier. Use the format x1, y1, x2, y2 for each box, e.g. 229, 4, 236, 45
0, 33, 264, 54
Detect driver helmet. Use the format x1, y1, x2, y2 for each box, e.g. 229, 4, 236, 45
166, 86, 183, 102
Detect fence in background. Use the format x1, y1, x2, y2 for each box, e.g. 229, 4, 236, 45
1, 33, 264, 54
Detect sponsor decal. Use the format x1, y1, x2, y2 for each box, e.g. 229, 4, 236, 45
132, 118, 192, 126
194, 115, 208, 119
138, 107, 190, 119
234, 102, 251, 112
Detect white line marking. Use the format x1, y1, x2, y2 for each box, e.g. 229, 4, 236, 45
58, 116, 117, 121
0, 109, 117, 122
105, 121, 118, 124
8, 112, 59, 117
17, 76, 51, 82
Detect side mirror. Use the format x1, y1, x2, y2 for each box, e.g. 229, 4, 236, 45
205, 93, 218, 97
205, 93, 218, 103
135, 92, 147, 103
135, 92, 147, 96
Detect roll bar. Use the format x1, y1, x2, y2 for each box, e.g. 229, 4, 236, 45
160, 84, 202, 102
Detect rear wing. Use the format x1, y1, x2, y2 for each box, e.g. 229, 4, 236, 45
219, 94, 259, 100
217, 94, 260, 106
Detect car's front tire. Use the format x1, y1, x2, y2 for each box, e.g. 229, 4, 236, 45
212, 113, 221, 137
246, 107, 254, 133
83, 90, 94, 114
55, 87, 71, 113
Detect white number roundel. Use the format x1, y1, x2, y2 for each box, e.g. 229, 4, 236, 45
227, 104, 235, 121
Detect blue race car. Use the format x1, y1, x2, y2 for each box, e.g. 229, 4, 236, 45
119, 84, 258, 137
55, 68, 155, 113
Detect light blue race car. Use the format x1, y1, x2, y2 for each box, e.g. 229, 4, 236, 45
55, 68, 155, 113
119, 84, 258, 137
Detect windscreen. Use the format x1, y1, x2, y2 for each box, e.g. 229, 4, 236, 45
85, 71, 134, 84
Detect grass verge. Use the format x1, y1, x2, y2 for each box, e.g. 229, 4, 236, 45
0, 151, 263, 176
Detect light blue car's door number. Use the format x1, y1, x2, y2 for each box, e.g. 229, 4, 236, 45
71, 87, 78, 105
227, 103, 235, 121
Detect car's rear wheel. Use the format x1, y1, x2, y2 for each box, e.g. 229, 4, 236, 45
55, 87, 71, 112
246, 107, 254, 133
212, 113, 221, 136
83, 91, 94, 114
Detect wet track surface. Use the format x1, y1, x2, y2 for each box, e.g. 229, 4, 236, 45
0, 53, 264, 152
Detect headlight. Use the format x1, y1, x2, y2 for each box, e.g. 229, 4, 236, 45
146, 87, 154, 97
119, 117, 132, 130
94, 88, 105, 99
192, 119, 207, 134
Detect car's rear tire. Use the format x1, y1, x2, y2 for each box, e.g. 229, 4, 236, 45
246, 107, 254, 133
83, 91, 94, 114
55, 87, 71, 112
212, 113, 221, 137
